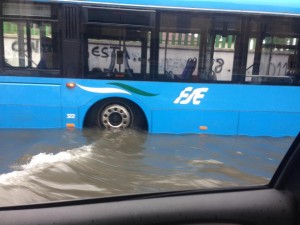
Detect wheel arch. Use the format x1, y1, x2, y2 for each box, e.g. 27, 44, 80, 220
83, 97, 149, 131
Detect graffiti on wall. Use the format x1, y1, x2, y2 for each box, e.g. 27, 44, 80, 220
6, 37, 292, 77
10, 40, 40, 53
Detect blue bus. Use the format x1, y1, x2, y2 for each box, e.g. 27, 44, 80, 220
0, 0, 299, 136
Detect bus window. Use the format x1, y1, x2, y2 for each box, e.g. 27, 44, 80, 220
83, 7, 153, 80
202, 16, 240, 82
3, 21, 59, 70
86, 28, 150, 80
246, 36, 299, 84
33, 23, 60, 70
159, 13, 240, 82
246, 17, 300, 84
212, 34, 236, 81
159, 13, 207, 82
159, 31, 200, 81
1, 2, 60, 75
3, 21, 27, 67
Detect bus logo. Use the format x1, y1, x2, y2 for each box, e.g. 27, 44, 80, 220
174, 87, 208, 105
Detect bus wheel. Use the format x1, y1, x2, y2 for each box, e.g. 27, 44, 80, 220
98, 103, 132, 129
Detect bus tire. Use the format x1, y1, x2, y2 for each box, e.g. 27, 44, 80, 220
84, 98, 148, 131
98, 102, 132, 129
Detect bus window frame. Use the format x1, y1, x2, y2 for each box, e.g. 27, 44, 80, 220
0, 2, 61, 77
243, 16, 300, 85
158, 11, 244, 84
82, 7, 157, 81
0, 2, 299, 85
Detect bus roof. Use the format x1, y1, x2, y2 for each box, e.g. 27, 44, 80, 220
34, 0, 300, 16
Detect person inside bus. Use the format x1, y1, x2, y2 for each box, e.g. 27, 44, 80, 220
37, 36, 54, 69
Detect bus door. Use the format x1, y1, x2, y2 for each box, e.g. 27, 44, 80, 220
83, 7, 155, 80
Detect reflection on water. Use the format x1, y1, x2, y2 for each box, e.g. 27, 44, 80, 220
0, 128, 294, 206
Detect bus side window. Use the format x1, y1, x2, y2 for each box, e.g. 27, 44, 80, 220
2, 21, 60, 71
3, 21, 27, 68
158, 31, 200, 82
245, 18, 300, 85
211, 34, 236, 82
32, 23, 60, 70
159, 13, 240, 83
37, 36, 55, 69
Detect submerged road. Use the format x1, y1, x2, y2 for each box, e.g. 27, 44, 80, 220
0, 128, 294, 206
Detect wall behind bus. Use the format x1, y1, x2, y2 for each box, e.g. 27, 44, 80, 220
3, 36, 291, 80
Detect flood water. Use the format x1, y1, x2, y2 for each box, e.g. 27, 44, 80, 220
0, 128, 294, 206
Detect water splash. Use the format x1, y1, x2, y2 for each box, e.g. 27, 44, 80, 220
0, 145, 93, 185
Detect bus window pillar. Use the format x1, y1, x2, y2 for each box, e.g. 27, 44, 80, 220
252, 23, 264, 75
232, 17, 250, 83
17, 22, 26, 67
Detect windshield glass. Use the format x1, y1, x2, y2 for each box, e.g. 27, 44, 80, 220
0, 0, 299, 207
0, 129, 295, 206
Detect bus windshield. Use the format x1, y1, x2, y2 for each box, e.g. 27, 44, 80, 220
0, 0, 299, 207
